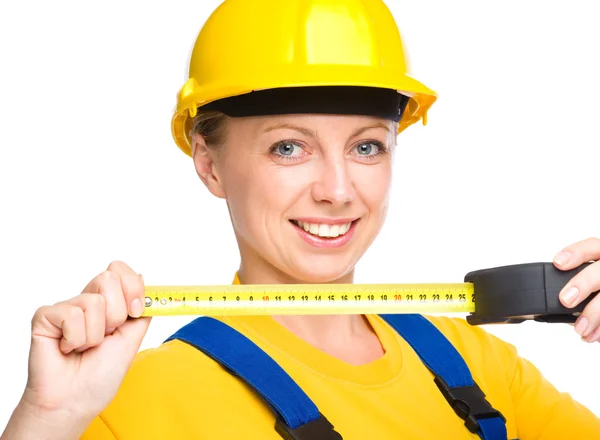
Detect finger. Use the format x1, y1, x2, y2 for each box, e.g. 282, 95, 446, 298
35, 304, 86, 354
102, 262, 147, 316
558, 260, 600, 308
553, 237, 600, 270
575, 293, 600, 339
105, 260, 138, 277
106, 261, 145, 319
110, 316, 152, 360
83, 270, 128, 330
581, 318, 600, 343
59, 294, 106, 353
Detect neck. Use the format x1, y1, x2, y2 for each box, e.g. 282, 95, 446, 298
236, 243, 384, 364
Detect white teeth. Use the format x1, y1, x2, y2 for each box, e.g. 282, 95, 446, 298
294, 221, 353, 238
318, 224, 329, 237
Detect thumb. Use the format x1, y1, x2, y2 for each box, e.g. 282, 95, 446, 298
111, 316, 152, 360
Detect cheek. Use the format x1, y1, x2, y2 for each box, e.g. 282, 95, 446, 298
224, 163, 310, 238
352, 162, 392, 213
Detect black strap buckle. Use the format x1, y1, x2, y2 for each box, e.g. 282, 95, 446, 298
275, 414, 343, 440
434, 376, 506, 433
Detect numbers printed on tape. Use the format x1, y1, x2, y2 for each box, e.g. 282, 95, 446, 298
142, 284, 475, 316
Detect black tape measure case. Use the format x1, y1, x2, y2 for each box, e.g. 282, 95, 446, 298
465, 262, 598, 325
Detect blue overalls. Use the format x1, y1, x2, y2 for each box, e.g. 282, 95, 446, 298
166, 314, 514, 440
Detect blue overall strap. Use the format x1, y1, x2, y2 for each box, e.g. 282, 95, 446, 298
380, 314, 508, 440
165, 317, 342, 440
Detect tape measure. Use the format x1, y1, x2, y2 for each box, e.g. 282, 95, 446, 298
141, 262, 599, 325
142, 283, 475, 316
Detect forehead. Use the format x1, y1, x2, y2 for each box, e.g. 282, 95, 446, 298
233, 113, 395, 134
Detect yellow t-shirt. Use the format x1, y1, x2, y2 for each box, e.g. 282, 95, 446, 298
82, 281, 600, 439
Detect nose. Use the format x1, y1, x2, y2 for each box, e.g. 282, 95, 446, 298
311, 156, 355, 206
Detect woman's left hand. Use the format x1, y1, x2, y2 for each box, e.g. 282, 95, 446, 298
554, 237, 600, 343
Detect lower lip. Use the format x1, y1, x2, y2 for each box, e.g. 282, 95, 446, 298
291, 220, 358, 249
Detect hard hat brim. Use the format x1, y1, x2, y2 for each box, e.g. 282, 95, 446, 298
172, 70, 436, 157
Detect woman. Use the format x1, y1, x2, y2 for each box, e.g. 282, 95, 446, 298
2, 0, 600, 439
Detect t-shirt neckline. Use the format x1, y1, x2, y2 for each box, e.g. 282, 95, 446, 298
225, 273, 405, 386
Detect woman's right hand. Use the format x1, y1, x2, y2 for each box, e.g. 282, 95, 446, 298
2, 261, 152, 440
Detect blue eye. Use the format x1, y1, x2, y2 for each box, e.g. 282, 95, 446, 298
355, 142, 381, 155
272, 141, 304, 158
351, 141, 387, 161
269, 141, 307, 162
357, 143, 374, 155
278, 142, 297, 156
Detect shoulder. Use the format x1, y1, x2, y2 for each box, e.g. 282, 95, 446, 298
93, 337, 234, 437
422, 314, 501, 345
423, 314, 518, 357
102, 336, 230, 412
124, 337, 225, 389
419, 315, 520, 383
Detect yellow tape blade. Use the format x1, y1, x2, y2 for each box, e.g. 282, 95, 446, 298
142, 283, 475, 316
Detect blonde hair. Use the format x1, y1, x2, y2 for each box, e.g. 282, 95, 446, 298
188, 110, 229, 149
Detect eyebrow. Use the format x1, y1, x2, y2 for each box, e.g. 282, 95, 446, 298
263, 123, 316, 137
262, 122, 391, 138
351, 122, 391, 138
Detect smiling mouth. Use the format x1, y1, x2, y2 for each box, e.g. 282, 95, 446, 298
289, 220, 356, 238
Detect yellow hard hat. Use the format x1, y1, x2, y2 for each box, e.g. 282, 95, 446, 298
171, 0, 437, 157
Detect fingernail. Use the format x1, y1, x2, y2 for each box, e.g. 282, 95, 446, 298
582, 323, 596, 339
559, 286, 579, 307
574, 316, 588, 336
554, 251, 570, 266
130, 298, 144, 318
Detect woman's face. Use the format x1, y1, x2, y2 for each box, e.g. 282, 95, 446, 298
194, 114, 396, 283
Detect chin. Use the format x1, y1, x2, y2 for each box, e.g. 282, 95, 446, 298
283, 257, 357, 284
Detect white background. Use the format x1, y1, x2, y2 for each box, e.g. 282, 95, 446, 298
1, 0, 599, 429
